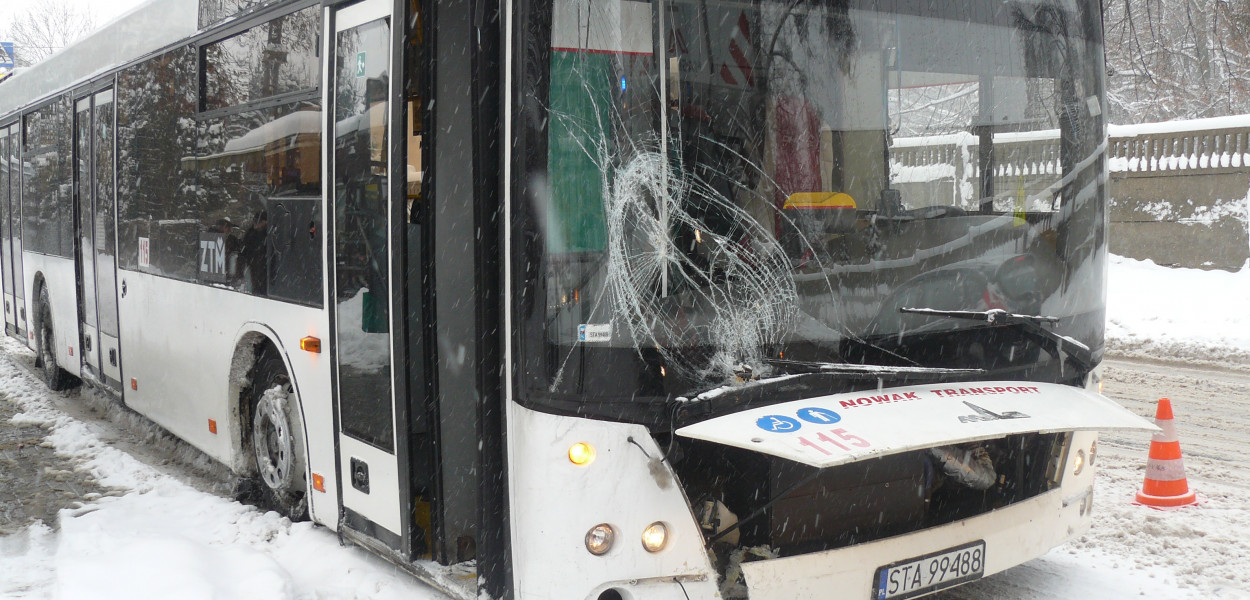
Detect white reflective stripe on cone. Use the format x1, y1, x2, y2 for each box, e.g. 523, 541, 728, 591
1145, 457, 1187, 481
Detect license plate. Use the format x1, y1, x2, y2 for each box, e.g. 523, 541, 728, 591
872, 540, 985, 600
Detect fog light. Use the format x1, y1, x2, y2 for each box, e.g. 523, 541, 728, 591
642, 521, 668, 553
1073, 449, 1086, 476
1089, 439, 1098, 466
569, 442, 596, 466
585, 524, 615, 556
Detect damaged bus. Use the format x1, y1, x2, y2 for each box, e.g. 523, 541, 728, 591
0, 0, 1155, 597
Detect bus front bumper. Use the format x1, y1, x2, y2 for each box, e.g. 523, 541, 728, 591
740, 480, 1095, 599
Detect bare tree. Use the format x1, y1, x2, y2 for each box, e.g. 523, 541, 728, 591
1104, 0, 1250, 123
2, 0, 97, 67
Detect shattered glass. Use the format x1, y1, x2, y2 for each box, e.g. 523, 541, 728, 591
518, 0, 1107, 405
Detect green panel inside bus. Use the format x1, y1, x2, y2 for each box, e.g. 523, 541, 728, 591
547, 50, 611, 254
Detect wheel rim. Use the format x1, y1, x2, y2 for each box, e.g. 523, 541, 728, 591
252, 386, 294, 491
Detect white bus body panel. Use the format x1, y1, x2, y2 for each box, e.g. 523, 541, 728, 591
80, 322, 99, 373
99, 332, 122, 383
24, 253, 81, 376
506, 403, 720, 600
741, 430, 1103, 598
677, 382, 1156, 468
116, 270, 340, 526
337, 436, 402, 536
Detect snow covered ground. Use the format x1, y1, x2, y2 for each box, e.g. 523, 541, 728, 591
1105, 255, 1250, 368
0, 338, 448, 600
1, 256, 1248, 599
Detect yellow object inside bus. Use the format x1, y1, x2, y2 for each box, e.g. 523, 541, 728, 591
782, 192, 857, 211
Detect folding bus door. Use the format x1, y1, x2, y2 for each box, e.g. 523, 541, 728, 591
92, 90, 122, 389
328, 0, 414, 557
74, 96, 101, 379
0, 124, 13, 337
71, 88, 122, 390
6, 122, 26, 341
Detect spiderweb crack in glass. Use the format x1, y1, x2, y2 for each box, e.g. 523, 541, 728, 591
601, 151, 799, 381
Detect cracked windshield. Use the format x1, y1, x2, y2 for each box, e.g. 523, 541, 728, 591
523, 0, 1106, 403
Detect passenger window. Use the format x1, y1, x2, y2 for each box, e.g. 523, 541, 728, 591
201, 6, 320, 112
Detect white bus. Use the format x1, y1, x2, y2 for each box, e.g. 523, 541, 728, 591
0, 0, 1155, 597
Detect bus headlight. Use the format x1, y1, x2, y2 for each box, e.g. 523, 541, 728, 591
1073, 449, 1086, 476
641, 521, 668, 553
585, 524, 615, 556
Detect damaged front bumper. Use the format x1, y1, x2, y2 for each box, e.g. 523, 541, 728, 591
738, 433, 1101, 599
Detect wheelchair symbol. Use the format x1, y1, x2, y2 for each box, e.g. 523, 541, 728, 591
756, 415, 802, 433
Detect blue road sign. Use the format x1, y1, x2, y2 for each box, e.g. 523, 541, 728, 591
0, 42, 15, 69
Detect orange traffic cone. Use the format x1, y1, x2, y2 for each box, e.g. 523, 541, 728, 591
1135, 398, 1197, 507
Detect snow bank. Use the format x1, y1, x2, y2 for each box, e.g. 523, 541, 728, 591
1106, 255, 1250, 368
0, 339, 446, 600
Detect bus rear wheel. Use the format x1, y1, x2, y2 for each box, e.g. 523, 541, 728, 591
248, 347, 308, 521
36, 287, 73, 391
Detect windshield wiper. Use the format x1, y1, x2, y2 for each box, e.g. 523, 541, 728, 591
899, 307, 1094, 372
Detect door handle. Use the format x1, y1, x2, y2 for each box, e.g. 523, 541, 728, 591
121, 280, 127, 297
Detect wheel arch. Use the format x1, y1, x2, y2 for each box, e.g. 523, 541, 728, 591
226, 324, 311, 478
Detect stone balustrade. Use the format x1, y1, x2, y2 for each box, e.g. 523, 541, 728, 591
888, 118, 1250, 270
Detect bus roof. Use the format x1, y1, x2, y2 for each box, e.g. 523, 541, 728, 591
0, 0, 198, 120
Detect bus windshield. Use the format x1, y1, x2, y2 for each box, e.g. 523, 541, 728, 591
517, 0, 1107, 414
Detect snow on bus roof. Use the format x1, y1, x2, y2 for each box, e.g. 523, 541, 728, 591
0, 0, 197, 119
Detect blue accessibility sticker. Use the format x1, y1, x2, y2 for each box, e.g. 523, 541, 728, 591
756, 415, 802, 433
796, 407, 841, 425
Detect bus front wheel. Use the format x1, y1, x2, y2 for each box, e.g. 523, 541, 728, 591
36, 287, 73, 391
248, 347, 308, 521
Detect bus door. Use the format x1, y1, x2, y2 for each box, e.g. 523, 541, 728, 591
92, 90, 122, 389
1, 121, 25, 341
328, 0, 416, 557
0, 123, 13, 337
74, 96, 101, 380
72, 88, 122, 390
10, 120, 26, 342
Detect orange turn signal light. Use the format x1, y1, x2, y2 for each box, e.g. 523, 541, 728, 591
131, 378, 138, 391
208, 419, 218, 434
312, 473, 326, 493
300, 336, 321, 353
569, 442, 596, 466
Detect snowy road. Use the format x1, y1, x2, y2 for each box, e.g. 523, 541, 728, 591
3, 350, 1249, 598
936, 359, 1250, 600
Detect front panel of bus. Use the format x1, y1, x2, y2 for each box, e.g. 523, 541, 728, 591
506, 0, 1137, 598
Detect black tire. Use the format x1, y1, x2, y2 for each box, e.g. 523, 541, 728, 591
247, 346, 308, 520
36, 286, 73, 391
